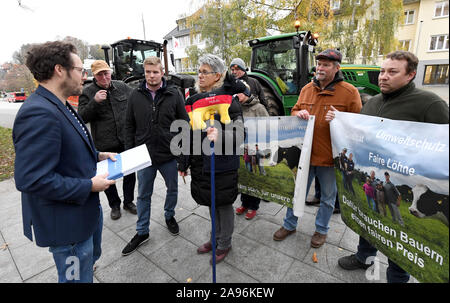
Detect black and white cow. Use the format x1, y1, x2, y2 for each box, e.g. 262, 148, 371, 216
408, 184, 449, 227
269, 146, 302, 170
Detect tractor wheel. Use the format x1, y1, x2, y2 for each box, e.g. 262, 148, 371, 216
262, 86, 282, 116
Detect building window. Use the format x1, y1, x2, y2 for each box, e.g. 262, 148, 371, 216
332, 0, 340, 10
404, 10, 415, 24
399, 40, 411, 51
434, 1, 449, 18
423, 64, 449, 85
429, 34, 449, 51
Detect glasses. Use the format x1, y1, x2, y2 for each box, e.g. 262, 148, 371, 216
198, 70, 217, 76
72, 66, 87, 74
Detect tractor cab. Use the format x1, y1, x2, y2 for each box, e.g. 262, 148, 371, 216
248, 31, 318, 115
104, 38, 164, 83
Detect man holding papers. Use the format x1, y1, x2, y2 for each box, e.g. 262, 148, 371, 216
122, 57, 189, 256
13, 41, 116, 283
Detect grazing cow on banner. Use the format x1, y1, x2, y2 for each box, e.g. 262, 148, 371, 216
408, 184, 449, 227
267, 146, 301, 179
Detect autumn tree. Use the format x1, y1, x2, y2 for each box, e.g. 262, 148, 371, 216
188, 0, 402, 65
187, 0, 267, 65
4, 64, 36, 94
12, 44, 36, 65
88, 44, 107, 60
360, 0, 404, 64
62, 36, 89, 61
185, 45, 206, 71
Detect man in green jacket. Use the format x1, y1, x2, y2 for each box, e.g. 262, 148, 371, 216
327, 50, 448, 283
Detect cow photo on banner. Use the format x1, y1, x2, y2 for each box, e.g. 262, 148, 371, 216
330, 111, 449, 283
238, 116, 314, 216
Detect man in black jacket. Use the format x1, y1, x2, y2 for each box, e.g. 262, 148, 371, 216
121, 56, 189, 256
230, 58, 267, 110
78, 60, 137, 220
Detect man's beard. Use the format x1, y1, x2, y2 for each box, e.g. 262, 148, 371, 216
60, 74, 82, 98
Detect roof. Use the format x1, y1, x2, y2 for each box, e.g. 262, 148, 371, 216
163, 27, 191, 40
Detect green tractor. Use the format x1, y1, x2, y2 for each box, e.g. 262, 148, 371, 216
101, 38, 195, 94
247, 31, 381, 116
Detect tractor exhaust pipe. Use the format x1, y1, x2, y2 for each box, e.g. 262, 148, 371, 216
163, 40, 169, 76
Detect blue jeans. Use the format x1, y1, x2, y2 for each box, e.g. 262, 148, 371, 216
283, 166, 337, 234
356, 236, 410, 283
49, 205, 103, 283
136, 159, 178, 235
366, 195, 376, 211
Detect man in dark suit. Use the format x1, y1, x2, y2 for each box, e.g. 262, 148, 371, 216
13, 41, 116, 283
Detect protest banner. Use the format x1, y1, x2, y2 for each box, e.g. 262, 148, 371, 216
330, 111, 449, 282
238, 116, 314, 217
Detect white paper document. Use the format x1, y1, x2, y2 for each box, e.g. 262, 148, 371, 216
96, 144, 152, 180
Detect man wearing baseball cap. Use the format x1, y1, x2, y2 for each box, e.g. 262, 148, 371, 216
78, 60, 137, 220
273, 49, 362, 248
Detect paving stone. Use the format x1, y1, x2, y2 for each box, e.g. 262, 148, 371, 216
95, 226, 129, 270
0, 178, 16, 194
102, 205, 138, 233
193, 205, 212, 220
249, 199, 284, 217
0, 248, 22, 283
282, 260, 343, 283
1, 189, 21, 210
0, 205, 22, 230
0, 221, 32, 250
148, 236, 212, 282
302, 243, 337, 275
177, 214, 211, 247
325, 220, 347, 246
224, 233, 295, 282
240, 218, 311, 261
24, 266, 57, 283
149, 192, 193, 227
9, 242, 55, 281
95, 252, 172, 283
338, 227, 360, 252
233, 209, 255, 235
197, 262, 259, 283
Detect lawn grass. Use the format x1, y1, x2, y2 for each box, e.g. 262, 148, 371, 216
337, 168, 449, 283
0, 126, 14, 181
238, 157, 295, 208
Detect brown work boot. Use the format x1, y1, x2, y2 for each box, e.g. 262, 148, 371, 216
310, 232, 327, 248
273, 227, 296, 241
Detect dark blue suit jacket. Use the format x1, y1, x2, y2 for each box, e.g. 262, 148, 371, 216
13, 85, 100, 247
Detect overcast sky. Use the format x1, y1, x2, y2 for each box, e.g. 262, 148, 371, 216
0, 0, 201, 63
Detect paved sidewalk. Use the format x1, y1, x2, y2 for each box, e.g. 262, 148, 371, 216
0, 176, 418, 283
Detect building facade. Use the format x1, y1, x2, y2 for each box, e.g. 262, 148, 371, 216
401, 0, 448, 89
164, 15, 204, 73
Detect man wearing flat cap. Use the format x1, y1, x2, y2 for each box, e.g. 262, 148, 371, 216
273, 49, 362, 248
78, 60, 137, 220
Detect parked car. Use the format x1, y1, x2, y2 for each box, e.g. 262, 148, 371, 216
8, 92, 27, 103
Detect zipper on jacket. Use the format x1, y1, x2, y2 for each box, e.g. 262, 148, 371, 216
376, 100, 386, 117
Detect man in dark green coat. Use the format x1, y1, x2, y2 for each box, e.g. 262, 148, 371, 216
327, 51, 448, 283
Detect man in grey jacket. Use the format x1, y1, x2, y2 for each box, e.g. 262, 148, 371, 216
78, 60, 137, 220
